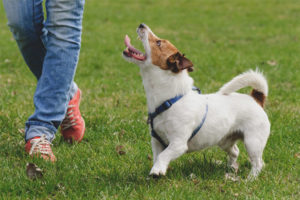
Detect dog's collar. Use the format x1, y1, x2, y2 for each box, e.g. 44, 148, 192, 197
148, 86, 208, 149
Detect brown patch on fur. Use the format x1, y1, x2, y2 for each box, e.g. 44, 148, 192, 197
251, 89, 266, 108
228, 131, 244, 142
148, 32, 193, 72
219, 131, 244, 148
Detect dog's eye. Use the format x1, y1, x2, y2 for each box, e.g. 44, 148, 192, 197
156, 40, 161, 47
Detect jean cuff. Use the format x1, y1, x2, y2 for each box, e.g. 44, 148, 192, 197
69, 82, 78, 100
25, 123, 57, 142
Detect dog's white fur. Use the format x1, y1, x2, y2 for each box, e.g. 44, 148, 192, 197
123, 24, 270, 179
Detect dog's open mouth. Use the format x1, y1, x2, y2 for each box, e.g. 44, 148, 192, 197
123, 35, 146, 61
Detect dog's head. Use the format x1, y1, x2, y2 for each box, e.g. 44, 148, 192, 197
123, 24, 194, 73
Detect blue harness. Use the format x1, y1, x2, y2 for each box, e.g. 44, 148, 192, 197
148, 87, 208, 149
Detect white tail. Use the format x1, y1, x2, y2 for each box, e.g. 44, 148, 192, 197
218, 69, 268, 96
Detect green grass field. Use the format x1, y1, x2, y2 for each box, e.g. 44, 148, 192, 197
1, 0, 299, 199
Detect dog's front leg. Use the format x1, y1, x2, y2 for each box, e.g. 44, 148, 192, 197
151, 137, 164, 163
150, 141, 188, 177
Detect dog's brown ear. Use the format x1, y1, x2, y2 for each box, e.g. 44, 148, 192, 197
167, 52, 194, 73
180, 54, 194, 72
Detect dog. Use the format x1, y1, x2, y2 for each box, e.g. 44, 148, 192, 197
123, 23, 270, 180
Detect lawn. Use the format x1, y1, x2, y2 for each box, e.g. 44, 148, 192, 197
0, 0, 299, 199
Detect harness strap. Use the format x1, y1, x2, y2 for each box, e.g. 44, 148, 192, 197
188, 103, 208, 141
149, 87, 207, 149
149, 95, 183, 120
149, 95, 183, 149
151, 129, 168, 148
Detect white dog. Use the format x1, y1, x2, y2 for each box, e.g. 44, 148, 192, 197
123, 24, 270, 179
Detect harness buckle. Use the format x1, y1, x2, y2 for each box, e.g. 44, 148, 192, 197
163, 100, 172, 109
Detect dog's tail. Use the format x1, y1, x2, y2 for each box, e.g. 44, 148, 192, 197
218, 69, 268, 107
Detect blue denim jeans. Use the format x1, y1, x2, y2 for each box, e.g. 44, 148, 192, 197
3, 0, 85, 142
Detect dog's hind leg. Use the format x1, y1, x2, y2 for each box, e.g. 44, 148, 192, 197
243, 119, 270, 180
244, 136, 266, 180
226, 144, 239, 172
219, 140, 240, 172
149, 141, 188, 177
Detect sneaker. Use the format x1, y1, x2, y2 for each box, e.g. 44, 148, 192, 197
25, 134, 56, 162
60, 89, 85, 143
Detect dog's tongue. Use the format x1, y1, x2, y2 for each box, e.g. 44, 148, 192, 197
125, 35, 131, 48
124, 35, 143, 54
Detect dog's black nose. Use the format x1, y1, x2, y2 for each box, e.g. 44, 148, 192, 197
139, 23, 145, 29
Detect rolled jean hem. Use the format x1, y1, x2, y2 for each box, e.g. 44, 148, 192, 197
25, 122, 57, 142
69, 82, 78, 100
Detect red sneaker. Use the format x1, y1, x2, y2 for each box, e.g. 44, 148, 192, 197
25, 135, 56, 162
60, 89, 85, 143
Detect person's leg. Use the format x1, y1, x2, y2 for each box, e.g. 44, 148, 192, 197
26, 0, 85, 142
2, 0, 45, 80
3, 0, 54, 141
3, 0, 80, 142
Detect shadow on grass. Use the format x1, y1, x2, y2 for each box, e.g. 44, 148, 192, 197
168, 153, 229, 180
92, 152, 239, 187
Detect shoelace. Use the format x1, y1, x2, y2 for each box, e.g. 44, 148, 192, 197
61, 104, 78, 130
29, 134, 53, 156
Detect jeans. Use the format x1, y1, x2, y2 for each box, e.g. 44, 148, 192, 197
2, 0, 85, 142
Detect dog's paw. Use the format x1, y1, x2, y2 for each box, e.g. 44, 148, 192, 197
247, 168, 260, 181
246, 174, 258, 182
149, 165, 167, 177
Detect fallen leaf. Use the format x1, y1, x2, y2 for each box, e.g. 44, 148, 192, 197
26, 163, 43, 180
267, 60, 277, 66
147, 154, 152, 161
219, 187, 225, 193
215, 160, 223, 165
188, 172, 200, 184
116, 145, 126, 155
294, 153, 300, 159
113, 132, 118, 136
18, 129, 25, 134
189, 173, 197, 180
120, 129, 125, 137
113, 130, 126, 138
115, 99, 120, 106
192, 179, 200, 185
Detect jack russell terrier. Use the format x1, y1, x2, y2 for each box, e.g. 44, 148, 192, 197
122, 24, 270, 180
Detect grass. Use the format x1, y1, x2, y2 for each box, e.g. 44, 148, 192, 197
0, 0, 300, 199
